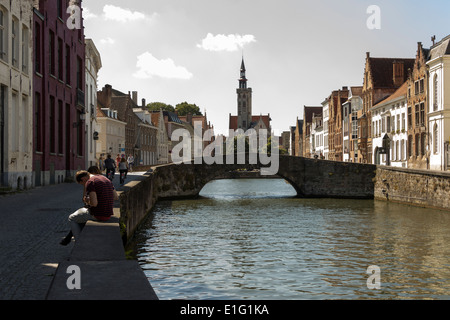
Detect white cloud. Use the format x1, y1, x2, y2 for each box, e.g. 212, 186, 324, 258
83, 7, 98, 20
103, 5, 146, 22
197, 33, 256, 52
100, 37, 115, 45
133, 52, 193, 80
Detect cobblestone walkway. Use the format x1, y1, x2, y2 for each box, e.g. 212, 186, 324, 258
0, 171, 146, 300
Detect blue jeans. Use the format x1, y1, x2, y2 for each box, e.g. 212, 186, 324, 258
68, 207, 97, 240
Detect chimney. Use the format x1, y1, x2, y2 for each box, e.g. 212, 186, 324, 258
132, 91, 138, 105
366, 52, 370, 59
393, 60, 405, 87
187, 113, 193, 125
103, 84, 112, 109
142, 98, 146, 108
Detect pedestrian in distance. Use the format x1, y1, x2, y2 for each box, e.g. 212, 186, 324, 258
104, 154, 116, 181
116, 154, 121, 170
119, 157, 128, 185
60, 170, 119, 245
127, 154, 134, 172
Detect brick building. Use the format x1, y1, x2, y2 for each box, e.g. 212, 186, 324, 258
359, 52, 414, 163
33, 0, 86, 186
407, 42, 430, 169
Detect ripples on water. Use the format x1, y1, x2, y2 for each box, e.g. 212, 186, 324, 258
131, 179, 450, 300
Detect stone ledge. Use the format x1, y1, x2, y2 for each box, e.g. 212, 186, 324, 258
46, 260, 158, 300
46, 213, 158, 300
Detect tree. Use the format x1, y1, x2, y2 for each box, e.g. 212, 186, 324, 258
175, 102, 202, 116
147, 102, 175, 113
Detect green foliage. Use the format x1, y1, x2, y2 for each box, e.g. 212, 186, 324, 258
175, 102, 203, 116
147, 102, 175, 113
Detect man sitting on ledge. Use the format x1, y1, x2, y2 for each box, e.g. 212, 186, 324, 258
60, 170, 119, 245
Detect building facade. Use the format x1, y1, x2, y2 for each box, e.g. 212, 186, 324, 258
302, 106, 322, 158
96, 106, 126, 162
359, 52, 414, 164
371, 82, 408, 167
85, 38, 101, 168
0, 0, 33, 190
342, 87, 363, 162
407, 42, 430, 170
427, 35, 450, 171
33, 0, 86, 186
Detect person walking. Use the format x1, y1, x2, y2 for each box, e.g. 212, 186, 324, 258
104, 154, 116, 180
127, 154, 134, 172
116, 154, 121, 170
118, 157, 128, 185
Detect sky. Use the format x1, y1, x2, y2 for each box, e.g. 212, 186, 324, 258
82, 0, 450, 136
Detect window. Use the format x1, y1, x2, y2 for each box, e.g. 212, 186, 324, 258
434, 124, 438, 154
408, 107, 412, 128
58, 100, 63, 154
419, 79, 424, 93
21, 96, 28, 153
11, 93, 18, 151
12, 17, 19, 68
77, 110, 83, 156
414, 81, 419, 95
421, 133, 426, 156
415, 104, 419, 126
35, 92, 42, 152
49, 30, 55, 75
34, 22, 41, 73
0, 7, 7, 61
58, 38, 63, 80
50, 96, 56, 153
22, 25, 29, 73
402, 113, 405, 131
420, 103, 425, 126
57, 0, 64, 19
408, 136, 412, 158
76, 56, 82, 89
395, 140, 399, 161
65, 44, 71, 84
415, 134, 420, 156
401, 140, 405, 161
434, 74, 438, 111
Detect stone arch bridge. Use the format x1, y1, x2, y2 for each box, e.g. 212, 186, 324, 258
151, 155, 376, 199
119, 155, 376, 240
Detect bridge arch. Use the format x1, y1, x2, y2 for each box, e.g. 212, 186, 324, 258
152, 155, 376, 200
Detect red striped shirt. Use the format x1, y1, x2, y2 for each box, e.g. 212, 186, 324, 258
85, 175, 115, 219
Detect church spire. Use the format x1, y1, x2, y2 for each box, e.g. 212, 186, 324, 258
239, 57, 247, 89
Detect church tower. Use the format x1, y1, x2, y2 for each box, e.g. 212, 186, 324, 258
237, 58, 252, 130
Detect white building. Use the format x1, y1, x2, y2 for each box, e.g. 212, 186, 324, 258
322, 98, 329, 160
342, 87, 363, 162
371, 82, 408, 167
133, 108, 158, 165
96, 107, 126, 163
0, 0, 33, 190
427, 35, 450, 171
310, 113, 323, 158
85, 38, 102, 168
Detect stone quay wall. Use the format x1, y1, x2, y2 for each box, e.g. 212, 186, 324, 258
374, 166, 450, 211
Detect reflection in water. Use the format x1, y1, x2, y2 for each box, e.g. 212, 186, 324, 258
130, 179, 450, 300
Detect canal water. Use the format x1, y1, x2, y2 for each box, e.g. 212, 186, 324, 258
130, 179, 450, 300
